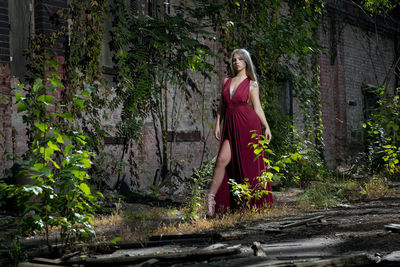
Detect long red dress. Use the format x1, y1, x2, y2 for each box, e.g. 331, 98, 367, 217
214, 77, 274, 213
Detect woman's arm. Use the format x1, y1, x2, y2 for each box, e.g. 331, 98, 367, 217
215, 78, 229, 140
249, 82, 272, 141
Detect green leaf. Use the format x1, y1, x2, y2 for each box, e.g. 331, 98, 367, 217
35, 122, 49, 132
17, 103, 28, 112
52, 112, 74, 122
110, 237, 121, 244
44, 147, 54, 159
15, 93, 22, 102
254, 147, 263, 155
34, 163, 45, 171
33, 109, 40, 118
76, 136, 87, 145
48, 140, 61, 151
49, 158, 60, 169
48, 59, 58, 69
79, 183, 91, 195
65, 144, 74, 156
37, 94, 54, 103
33, 78, 43, 92
72, 170, 88, 181
73, 98, 85, 108
80, 158, 92, 168
271, 166, 280, 172
48, 78, 64, 88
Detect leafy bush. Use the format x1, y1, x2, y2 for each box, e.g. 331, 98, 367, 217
1, 59, 101, 256
359, 86, 400, 178
180, 158, 216, 221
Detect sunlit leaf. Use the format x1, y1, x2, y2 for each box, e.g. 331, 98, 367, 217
79, 183, 91, 195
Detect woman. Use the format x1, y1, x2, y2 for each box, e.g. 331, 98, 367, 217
206, 48, 274, 216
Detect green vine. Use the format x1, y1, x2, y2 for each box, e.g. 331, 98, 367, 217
109, 0, 216, 184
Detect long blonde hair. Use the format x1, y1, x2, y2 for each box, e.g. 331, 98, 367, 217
230, 48, 257, 82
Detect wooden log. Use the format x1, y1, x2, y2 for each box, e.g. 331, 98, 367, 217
65, 247, 241, 266
149, 233, 222, 241
31, 258, 64, 265
279, 215, 325, 229
294, 253, 372, 266
115, 238, 212, 249
18, 262, 68, 267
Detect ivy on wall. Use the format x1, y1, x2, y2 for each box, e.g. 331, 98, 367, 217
109, 0, 216, 184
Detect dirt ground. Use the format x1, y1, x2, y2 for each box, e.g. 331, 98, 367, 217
2, 185, 400, 266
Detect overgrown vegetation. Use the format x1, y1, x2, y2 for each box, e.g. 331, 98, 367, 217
357, 86, 400, 178
1, 60, 101, 257
109, 0, 216, 186
2, 0, 400, 263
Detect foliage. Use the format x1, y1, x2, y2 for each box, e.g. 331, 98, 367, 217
1, 60, 101, 255
109, 0, 216, 183
192, 157, 216, 190
359, 86, 400, 178
65, 0, 110, 146
361, 0, 398, 14
298, 182, 341, 208
361, 176, 389, 199
180, 157, 216, 221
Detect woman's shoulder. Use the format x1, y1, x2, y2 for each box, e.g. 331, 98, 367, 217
250, 80, 258, 88
223, 77, 230, 84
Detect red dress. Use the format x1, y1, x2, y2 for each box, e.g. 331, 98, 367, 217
214, 77, 274, 213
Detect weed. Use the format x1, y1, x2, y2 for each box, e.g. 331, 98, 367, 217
298, 182, 341, 208
361, 176, 388, 199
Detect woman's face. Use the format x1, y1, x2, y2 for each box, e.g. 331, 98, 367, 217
232, 53, 246, 73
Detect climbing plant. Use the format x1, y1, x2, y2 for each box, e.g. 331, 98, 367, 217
109, 0, 216, 185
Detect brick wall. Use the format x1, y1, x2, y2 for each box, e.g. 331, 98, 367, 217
319, 14, 349, 168
0, 0, 10, 176
320, 0, 398, 168
343, 25, 395, 158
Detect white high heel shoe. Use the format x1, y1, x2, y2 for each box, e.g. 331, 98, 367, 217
206, 193, 216, 217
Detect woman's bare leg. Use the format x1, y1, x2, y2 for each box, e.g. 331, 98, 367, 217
206, 140, 231, 216
209, 139, 232, 194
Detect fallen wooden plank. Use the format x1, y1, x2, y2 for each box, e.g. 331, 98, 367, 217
31, 258, 63, 265
149, 233, 222, 241
294, 253, 372, 266
279, 215, 325, 229
65, 247, 241, 266
109, 238, 212, 250
18, 262, 68, 267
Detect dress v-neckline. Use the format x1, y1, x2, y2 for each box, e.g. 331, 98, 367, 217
229, 77, 248, 101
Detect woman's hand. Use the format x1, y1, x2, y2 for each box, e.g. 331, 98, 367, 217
264, 127, 272, 142
215, 125, 221, 141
